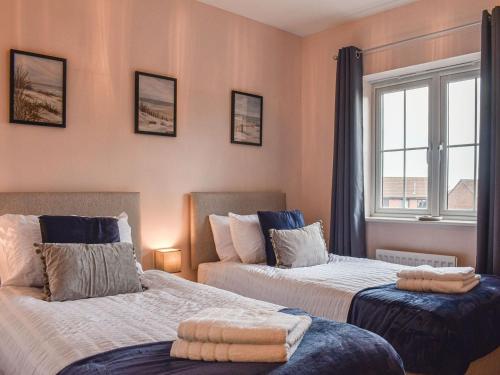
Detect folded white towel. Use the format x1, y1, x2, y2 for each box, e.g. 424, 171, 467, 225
396, 275, 481, 294
177, 308, 311, 346
397, 265, 476, 281
170, 337, 303, 363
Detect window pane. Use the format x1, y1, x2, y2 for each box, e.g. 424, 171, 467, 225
448, 78, 475, 145
382, 151, 404, 208
382, 91, 404, 150
447, 146, 475, 210
406, 86, 429, 148
405, 149, 428, 209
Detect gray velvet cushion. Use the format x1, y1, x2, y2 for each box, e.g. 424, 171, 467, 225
35, 242, 142, 302
270, 221, 328, 268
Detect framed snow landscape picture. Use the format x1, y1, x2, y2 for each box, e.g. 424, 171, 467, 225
231, 90, 263, 146
135, 71, 177, 137
10, 49, 66, 128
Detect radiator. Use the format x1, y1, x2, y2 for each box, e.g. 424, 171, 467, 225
375, 249, 457, 267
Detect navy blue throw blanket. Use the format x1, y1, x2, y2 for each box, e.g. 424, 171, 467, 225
347, 275, 500, 375
59, 308, 404, 375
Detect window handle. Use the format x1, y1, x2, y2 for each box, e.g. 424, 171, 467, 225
438, 142, 444, 161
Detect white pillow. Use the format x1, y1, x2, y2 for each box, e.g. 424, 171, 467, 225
135, 261, 144, 274
0, 214, 44, 287
0, 212, 134, 287
116, 212, 143, 272
117, 212, 133, 244
209, 214, 240, 262
228, 213, 266, 264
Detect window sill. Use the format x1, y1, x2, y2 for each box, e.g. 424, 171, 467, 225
365, 216, 477, 227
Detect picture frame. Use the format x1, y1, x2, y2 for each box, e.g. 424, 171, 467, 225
231, 90, 263, 146
135, 71, 177, 137
9, 49, 67, 128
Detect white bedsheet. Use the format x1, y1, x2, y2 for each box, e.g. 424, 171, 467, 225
0, 270, 280, 375
198, 255, 409, 322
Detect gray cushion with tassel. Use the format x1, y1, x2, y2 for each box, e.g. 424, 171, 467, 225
35, 242, 142, 302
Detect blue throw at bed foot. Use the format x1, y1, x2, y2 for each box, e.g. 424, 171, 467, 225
347, 275, 500, 375
59, 308, 405, 375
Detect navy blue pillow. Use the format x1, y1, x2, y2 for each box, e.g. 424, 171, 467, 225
39, 215, 120, 244
257, 210, 305, 266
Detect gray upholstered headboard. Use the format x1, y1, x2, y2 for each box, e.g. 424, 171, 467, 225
190, 192, 286, 270
0, 192, 142, 259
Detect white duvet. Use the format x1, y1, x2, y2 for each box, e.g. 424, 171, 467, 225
198, 255, 409, 322
0, 270, 280, 375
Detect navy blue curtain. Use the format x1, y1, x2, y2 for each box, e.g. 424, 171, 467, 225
477, 7, 500, 275
330, 46, 366, 257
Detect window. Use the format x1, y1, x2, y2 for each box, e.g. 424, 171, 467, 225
373, 65, 480, 219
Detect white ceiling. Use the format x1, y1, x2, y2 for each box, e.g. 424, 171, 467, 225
198, 0, 416, 37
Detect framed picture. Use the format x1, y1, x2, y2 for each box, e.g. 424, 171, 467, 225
231, 91, 263, 146
135, 71, 177, 137
10, 49, 66, 128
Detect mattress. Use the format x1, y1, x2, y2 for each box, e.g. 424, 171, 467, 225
198, 255, 408, 322
0, 270, 280, 375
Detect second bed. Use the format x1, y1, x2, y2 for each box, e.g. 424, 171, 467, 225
191, 192, 500, 375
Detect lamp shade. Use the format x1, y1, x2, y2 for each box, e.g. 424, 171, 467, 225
155, 248, 181, 273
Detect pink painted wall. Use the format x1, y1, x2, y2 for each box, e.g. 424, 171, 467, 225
300, 0, 499, 266
0, 0, 303, 279
2, 0, 497, 275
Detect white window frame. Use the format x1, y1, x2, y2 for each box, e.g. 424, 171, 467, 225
371, 63, 480, 220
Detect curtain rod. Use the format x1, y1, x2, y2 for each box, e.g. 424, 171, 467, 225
332, 20, 481, 61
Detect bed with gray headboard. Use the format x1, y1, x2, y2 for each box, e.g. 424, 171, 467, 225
0, 192, 142, 259
0, 192, 410, 375
190, 191, 285, 270
189, 194, 500, 375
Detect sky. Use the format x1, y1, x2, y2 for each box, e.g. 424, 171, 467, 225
234, 93, 261, 118
382, 78, 478, 192
139, 75, 175, 103
16, 54, 63, 87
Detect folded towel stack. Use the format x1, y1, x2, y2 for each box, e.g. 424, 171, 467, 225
170, 308, 312, 363
396, 265, 480, 293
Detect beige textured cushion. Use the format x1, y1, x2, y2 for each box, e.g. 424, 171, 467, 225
35, 242, 143, 302
270, 221, 328, 268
